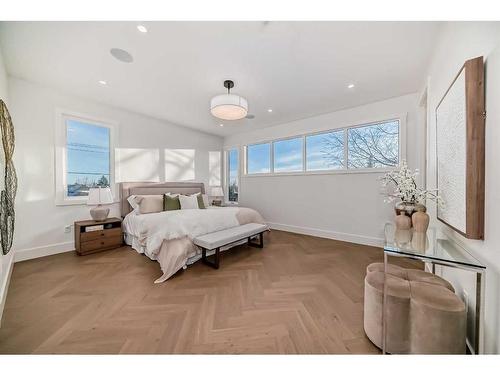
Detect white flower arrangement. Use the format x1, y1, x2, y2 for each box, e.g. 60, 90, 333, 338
380, 160, 444, 207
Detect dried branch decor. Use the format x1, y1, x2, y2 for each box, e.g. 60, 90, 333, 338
0, 99, 17, 255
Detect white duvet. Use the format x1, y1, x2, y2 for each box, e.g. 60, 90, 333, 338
123, 206, 266, 282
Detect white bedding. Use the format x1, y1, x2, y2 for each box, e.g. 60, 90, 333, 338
123, 206, 266, 282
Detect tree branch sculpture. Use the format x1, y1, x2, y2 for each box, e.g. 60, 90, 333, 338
0, 99, 17, 255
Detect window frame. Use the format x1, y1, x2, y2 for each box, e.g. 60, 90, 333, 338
55, 108, 118, 206
224, 147, 240, 205
243, 114, 406, 177
305, 128, 346, 172
245, 141, 272, 176
272, 135, 305, 173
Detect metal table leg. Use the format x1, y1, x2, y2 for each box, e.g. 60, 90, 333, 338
475, 270, 485, 354
382, 252, 388, 354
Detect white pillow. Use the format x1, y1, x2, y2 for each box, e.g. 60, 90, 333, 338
127, 195, 139, 214
179, 194, 199, 210
134, 195, 164, 214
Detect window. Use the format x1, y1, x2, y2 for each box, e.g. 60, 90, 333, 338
273, 137, 303, 173
347, 120, 399, 169
247, 143, 271, 174
243, 117, 403, 176
227, 148, 239, 203
66, 120, 110, 197
55, 110, 116, 205
306, 130, 344, 171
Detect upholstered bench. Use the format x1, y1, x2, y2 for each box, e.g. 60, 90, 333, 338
193, 223, 268, 269
363, 262, 466, 354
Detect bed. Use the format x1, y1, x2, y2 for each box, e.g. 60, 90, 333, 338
119, 182, 267, 283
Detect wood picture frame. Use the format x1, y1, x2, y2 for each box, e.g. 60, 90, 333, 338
435, 56, 485, 240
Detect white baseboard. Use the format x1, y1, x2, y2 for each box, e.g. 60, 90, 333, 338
14, 241, 75, 263
0, 252, 14, 328
267, 222, 384, 247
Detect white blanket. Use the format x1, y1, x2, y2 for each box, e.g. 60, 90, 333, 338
123, 207, 265, 282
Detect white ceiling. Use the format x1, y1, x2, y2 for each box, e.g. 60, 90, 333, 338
0, 21, 441, 136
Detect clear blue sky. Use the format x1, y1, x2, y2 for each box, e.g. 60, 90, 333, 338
247, 143, 271, 174
66, 119, 110, 185
274, 138, 302, 172
229, 148, 238, 185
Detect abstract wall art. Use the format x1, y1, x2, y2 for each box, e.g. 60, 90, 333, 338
436, 56, 485, 240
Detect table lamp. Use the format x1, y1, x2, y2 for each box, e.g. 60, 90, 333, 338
87, 187, 113, 221
210, 186, 224, 206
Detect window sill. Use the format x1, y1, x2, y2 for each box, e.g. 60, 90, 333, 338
243, 167, 396, 178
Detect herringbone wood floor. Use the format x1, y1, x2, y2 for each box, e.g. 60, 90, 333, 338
0, 230, 419, 354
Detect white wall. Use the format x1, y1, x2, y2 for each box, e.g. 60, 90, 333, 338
224, 93, 421, 245
0, 47, 6, 101
9, 77, 223, 259
424, 22, 500, 354
0, 45, 14, 326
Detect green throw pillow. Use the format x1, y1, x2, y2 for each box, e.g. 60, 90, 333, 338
197, 194, 206, 209
163, 194, 181, 211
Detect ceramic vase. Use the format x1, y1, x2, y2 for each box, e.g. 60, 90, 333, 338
394, 201, 423, 218
395, 228, 412, 246
395, 211, 412, 230
411, 232, 429, 252
412, 210, 430, 233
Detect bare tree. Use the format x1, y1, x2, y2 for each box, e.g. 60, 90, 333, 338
320, 131, 344, 168
321, 121, 399, 168
228, 181, 238, 202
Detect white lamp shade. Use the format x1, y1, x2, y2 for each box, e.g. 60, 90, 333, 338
210, 186, 224, 197
210, 94, 248, 120
87, 187, 114, 206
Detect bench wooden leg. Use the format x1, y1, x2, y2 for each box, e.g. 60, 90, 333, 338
202, 247, 220, 269
248, 232, 264, 249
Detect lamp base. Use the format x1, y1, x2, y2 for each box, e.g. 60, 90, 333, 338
90, 206, 110, 221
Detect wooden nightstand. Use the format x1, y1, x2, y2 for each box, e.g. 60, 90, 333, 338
74, 217, 123, 256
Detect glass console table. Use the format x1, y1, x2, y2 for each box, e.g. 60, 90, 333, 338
383, 222, 486, 354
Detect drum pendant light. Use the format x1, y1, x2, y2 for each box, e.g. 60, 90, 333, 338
210, 80, 248, 121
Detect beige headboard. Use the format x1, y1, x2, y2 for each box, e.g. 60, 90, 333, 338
119, 181, 205, 217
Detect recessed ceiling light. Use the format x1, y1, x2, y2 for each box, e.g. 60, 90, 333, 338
219, 124, 224, 127
267, 109, 273, 113
98, 80, 107, 85
110, 48, 134, 63
137, 25, 148, 33
348, 83, 355, 89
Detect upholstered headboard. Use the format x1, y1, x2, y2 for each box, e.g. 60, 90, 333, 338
119, 181, 205, 217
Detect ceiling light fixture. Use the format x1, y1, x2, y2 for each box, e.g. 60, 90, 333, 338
219, 124, 224, 127
348, 83, 355, 89
267, 109, 273, 113
98, 80, 107, 85
137, 25, 148, 33
210, 80, 248, 121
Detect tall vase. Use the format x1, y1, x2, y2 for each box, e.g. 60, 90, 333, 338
412, 208, 430, 233
395, 211, 412, 230
394, 201, 418, 218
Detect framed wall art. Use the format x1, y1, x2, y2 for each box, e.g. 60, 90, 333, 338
436, 56, 485, 240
